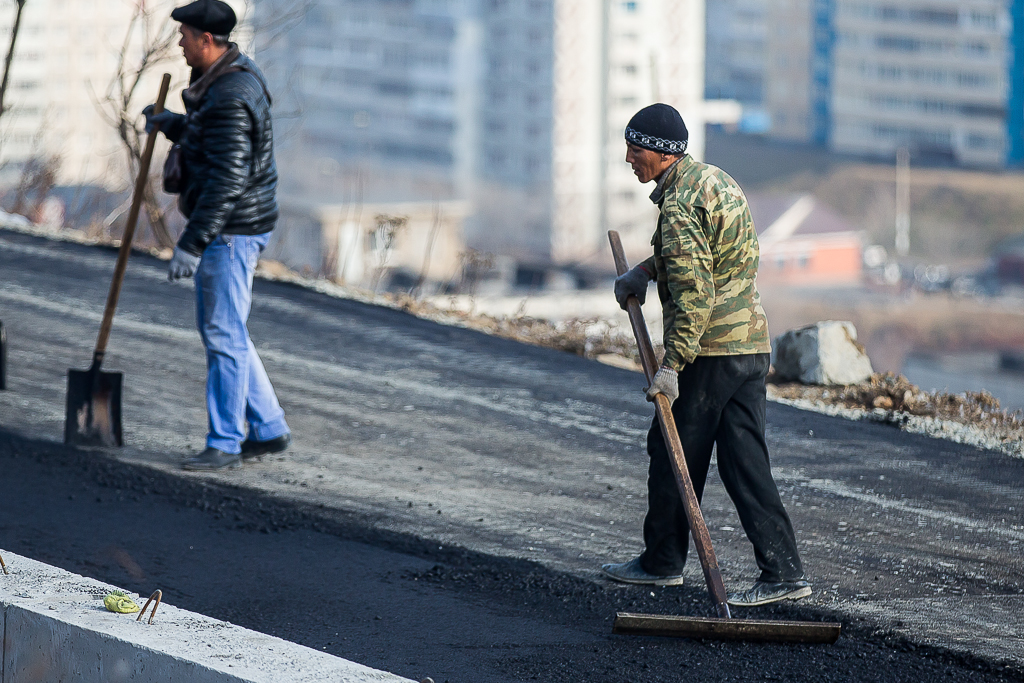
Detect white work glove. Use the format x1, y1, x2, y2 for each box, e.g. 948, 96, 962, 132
614, 264, 653, 310
646, 366, 679, 404
168, 247, 201, 281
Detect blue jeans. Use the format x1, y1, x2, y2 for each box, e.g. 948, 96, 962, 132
195, 233, 289, 454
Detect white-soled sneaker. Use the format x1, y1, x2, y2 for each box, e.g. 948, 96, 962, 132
727, 580, 812, 607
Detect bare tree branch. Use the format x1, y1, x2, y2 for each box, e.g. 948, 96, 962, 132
91, 1, 180, 248
249, 0, 316, 51
0, 0, 28, 158
0, 0, 26, 117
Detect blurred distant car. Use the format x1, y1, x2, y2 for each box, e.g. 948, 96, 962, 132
993, 234, 1024, 286
913, 264, 951, 293
951, 265, 1001, 298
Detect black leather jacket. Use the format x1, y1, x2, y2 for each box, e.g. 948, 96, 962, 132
161, 49, 278, 256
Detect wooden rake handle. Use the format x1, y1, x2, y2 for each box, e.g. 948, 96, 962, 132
92, 73, 172, 369
608, 230, 731, 619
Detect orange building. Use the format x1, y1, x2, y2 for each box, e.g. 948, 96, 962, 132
748, 194, 864, 287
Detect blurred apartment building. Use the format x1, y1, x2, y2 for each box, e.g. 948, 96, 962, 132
257, 0, 706, 287
0, 0, 193, 189
709, 0, 1021, 168
704, 0, 768, 128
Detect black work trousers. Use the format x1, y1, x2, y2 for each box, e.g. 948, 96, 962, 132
638, 353, 804, 582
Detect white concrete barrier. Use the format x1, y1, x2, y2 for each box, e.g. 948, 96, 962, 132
0, 550, 414, 683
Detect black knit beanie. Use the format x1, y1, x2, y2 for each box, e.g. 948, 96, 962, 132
625, 103, 688, 155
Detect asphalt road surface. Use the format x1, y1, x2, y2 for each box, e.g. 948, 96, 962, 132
1, 229, 1022, 682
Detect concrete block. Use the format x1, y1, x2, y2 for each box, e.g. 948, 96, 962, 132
772, 320, 874, 386
0, 551, 413, 683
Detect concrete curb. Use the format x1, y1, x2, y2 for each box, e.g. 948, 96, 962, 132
0, 550, 414, 683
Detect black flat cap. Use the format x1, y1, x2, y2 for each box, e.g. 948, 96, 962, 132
171, 0, 236, 35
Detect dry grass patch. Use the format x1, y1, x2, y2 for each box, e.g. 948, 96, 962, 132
769, 373, 1024, 447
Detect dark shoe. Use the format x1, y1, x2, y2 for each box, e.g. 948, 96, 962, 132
240, 433, 291, 460
601, 556, 685, 586
727, 580, 812, 607
182, 447, 241, 471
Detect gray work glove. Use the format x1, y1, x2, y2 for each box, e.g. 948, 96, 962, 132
142, 104, 181, 134
168, 247, 201, 281
614, 264, 653, 310
646, 366, 679, 404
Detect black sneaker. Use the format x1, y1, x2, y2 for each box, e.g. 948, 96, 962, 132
727, 579, 812, 607
600, 556, 685, 586
182, 447, 242, 471
240, 433, 291, 460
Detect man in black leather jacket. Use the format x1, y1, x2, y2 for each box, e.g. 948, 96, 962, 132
145, 0, 290, 471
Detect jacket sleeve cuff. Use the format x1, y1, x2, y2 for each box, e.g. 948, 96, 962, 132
638, 256, 656, 279
161, 114, 187, 143
175, 230, 208, 258
661, 345, 692, 372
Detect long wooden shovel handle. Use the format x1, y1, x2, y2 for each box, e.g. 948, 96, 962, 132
608, 230, 731, 619
92, 73, 172, 368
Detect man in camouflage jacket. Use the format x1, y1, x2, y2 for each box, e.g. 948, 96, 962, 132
603, 104, 810, 607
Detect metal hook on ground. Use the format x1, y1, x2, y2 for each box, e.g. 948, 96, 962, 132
136, 589, 162, 624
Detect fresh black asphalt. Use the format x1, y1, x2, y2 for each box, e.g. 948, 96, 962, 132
0, 228, 1022, 681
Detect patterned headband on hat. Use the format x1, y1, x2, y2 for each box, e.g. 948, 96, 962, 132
625, 127, 688, 155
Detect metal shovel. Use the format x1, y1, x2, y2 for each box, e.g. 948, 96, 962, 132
607, 230, 840, 644
65, 73, 171, 447
0, 319, 7, 390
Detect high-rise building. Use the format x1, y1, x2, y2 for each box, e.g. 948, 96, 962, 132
829, 1, 1012, 166
762, 0, 1019, 168
763, 0, 815, 141
259, 0, 707, 274
704, 0, 768, 105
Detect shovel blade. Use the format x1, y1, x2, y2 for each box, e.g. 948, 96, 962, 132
65, 368, 123, 447
0, 320, 6, 390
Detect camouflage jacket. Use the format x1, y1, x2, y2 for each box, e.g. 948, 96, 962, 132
640, 155, 771, 370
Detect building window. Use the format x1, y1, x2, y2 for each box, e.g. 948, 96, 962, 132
967, 134, 1002, 151
964, 42, 990, 57
971, 11, 997, 29
873, 6, 958, 26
